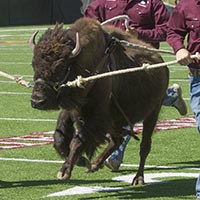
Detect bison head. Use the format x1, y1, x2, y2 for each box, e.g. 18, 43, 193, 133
30, 19, 106, 111
30, 24, 83, 110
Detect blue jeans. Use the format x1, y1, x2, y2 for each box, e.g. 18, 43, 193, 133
196, 175, 200, 198
163, 86, 178, 106
188, 68, 200, 198
109, 135, 131, 162
189, 70, 200, 133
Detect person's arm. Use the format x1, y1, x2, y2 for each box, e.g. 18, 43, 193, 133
167, 4, 193, 65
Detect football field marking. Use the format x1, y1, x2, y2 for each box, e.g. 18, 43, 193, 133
0, 157, 199, 171
46, 172, 199, 197
0, 117, 196, 150
0, 118, 56, 122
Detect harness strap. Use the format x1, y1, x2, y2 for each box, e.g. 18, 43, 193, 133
111, 93, 140, 141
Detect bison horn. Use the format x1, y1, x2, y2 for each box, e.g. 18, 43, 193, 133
29, 31, 39, 50
71, 32, 81, 57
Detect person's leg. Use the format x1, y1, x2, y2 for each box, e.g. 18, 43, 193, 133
196, 175, 200, 199
188, 70, 200, 199
104, 135, 131, 171
189, 72, 200, 133
163, 83, 187, 115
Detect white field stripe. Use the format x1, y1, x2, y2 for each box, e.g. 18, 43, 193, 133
0, 157, 198, 171
0, 92, 31, 95
0, 75, 33, 78
0, 44, 28, 47
0, 118, 57, 122
47, 186, 124, 197
0, 28, 47, 32
0, 53, 32, 55
0, 157, 63, 163
0, 34, 31, 37
0, 62, 30, 65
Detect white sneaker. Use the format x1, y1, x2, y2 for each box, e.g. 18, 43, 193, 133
104, 157, 121, 171
172, 84, 187, 116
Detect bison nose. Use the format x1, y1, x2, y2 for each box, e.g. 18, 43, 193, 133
31, 97, 46, 109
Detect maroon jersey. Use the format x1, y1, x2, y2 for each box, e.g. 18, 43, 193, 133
167, 0, 200, 68
84, 0, 170, 49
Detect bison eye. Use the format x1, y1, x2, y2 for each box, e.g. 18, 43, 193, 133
54, 65, 70, 83
66, 40, 75, 52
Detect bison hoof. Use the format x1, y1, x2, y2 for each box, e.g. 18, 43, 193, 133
90, 164, 99, 172
132, 176, 144, 185
57, 171, 71, 180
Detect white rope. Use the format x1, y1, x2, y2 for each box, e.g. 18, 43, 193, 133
119, 40, 174, 55
62, 52, 200, 88
101, 15, 130, 30
0, 71, 32, 88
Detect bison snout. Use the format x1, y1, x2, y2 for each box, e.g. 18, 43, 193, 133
31, 96, 47, 109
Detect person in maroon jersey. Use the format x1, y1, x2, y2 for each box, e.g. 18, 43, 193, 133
167, 0, 200, 199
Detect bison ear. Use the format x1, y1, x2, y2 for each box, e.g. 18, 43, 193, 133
69, 32, 81, 58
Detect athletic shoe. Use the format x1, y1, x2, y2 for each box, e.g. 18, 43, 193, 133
172, 83, 187, 115
104, 156, 121, 171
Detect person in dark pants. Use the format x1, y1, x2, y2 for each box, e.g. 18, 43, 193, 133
84, 0, 187, 171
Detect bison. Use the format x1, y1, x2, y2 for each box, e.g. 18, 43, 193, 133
30, 17, 169, 185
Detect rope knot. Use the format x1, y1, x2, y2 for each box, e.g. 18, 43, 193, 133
142, 63, 150, 71
195, 52, 200, 60
63, 76, 86, 88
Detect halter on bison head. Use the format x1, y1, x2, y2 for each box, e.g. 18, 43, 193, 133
31, 19, 106, 110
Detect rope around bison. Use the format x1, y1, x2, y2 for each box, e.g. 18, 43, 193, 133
63, 52, 200, 88
0, 53, 200, 89
0, 71, 32, 88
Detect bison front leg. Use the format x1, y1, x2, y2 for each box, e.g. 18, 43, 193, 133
53, 109, 73, 159
132, 109, 160, 185
91, 134, 123, 172
57, 134, 85, 180
57, 112, 86, 181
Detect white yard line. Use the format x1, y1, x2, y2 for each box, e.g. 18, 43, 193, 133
0, 28, 47, 32
0, 92, 31, 95
0, 118, 56, 122
0, 34, 31, 37
0, 157, 63, 163
0, 62, 30, 65
0, 157, 198, 170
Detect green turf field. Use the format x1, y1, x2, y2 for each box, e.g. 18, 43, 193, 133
0, 25, 199, 200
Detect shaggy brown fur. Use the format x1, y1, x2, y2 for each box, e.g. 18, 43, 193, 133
31, 17, 169, 184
